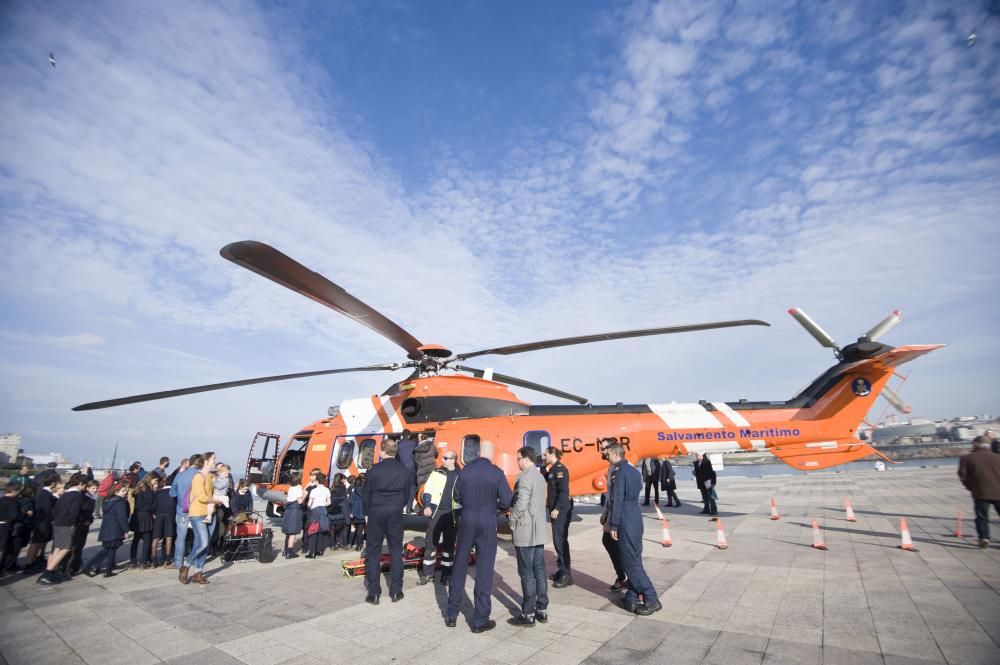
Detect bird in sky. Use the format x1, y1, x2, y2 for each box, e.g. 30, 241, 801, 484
49, 52, 56, 67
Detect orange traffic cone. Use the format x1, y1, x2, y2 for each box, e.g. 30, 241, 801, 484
770, 498, 780, 521
811, 518, 827, 550
955, 511, 963, 538
653, 503, 672, 547
715, 519, 729, 550
845, 498, 857, 522
898, 518, 918, 551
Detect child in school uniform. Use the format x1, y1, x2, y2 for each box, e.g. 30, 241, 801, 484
0, 483, 19, 575
23, 474, 58, 573
152, 477, 177, 568
10, 484, 35, 572
348, 475, 366, 551
305, 473, 331, 558
328, 474, 350, 550
61, 479, 97, 577
130, 475, 158, 568
83, 483, 130, 578
282, 470, 304, 559
38, 472, 87, 584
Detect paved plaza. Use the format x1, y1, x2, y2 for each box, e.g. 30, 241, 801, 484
1, 465, 998, 665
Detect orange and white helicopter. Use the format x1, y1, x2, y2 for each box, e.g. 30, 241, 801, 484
74, 241, 943, 515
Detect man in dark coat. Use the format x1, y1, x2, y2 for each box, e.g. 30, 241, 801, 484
396, 431, 418, 513
693, 453, 717, 515
641, 458, 661, 506
362, 439, 410, 604
958, 436, 1000, 548
413, 434, 438, 490
446, 441, 513, 633
660, 458, 680, 507
607, 443, 660, 615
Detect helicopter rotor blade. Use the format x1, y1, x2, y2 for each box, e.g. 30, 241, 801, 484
864, 310, 902, 342
788, 308, 839, 351
454, 364, 588, 405
382, 368, 421, 396
72, 364, 407, 411
221, 241, 425, 359
455, 319, 770, 361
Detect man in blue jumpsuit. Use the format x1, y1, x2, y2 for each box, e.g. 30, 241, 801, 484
362, 438, 410, 604
606, 442, 661, 616
446, 441, 513, 632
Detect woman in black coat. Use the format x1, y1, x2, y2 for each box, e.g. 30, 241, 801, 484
660, 458, 681, 508
130, 476, 158, 567
83, 483, 131, 577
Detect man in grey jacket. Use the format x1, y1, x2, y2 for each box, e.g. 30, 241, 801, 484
508, 447, 549, 627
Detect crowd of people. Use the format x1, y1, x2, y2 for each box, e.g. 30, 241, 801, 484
0, 453, 254, 585
2, 428, 995, 633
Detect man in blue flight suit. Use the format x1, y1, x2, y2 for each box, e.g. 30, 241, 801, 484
606, 442, 661, 616
446, 441, 513, 632
543, 447, 573, 588
362, 438, 410, 605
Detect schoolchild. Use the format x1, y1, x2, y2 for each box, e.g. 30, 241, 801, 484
329, 474, 350, 549
62, 480, 97, 576
282, 470, 304, 558
0, 483, 19, 575
23, 473, 58, 573
10, 484, 36, 572
130, 475, 158, 568
232, 480, 254, 520
209, 464, 232, 556
83, 483, 131, 578
152, 477, 178, 567
38, 472, 88, 584
348, 475, 366, 551
305, 473, 331, 558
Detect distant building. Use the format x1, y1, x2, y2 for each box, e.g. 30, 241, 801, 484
0, 433, 22, 465
23, 451, 69, 467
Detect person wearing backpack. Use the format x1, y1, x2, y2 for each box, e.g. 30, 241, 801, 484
95, 471, 118, 519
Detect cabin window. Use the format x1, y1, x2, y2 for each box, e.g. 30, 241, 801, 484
522, 430, 550, 456
358, 438, 377, 469
336, 439, 356, 470
462, 435, 481, 464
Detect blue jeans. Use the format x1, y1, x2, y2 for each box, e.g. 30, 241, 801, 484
173, 513, 190, 568
189, 516, 210, 572
515, 545, 548, 618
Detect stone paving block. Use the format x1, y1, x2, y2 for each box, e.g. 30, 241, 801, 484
605, 617, 668, 651
165, 647, 245, 665
239, 644, 305, 665
135, 627, 212, 660
762, 638, 821, 665
822, 645, 893, 665
580, 643, 648, 665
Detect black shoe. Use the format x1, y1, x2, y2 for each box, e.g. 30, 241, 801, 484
675, 502, 682, 507
553, 575, 573, 589
445, 617, 456, 628
84, 568, 99, 578
471, 620, 496, 633
548, 572, 559, 581
365, 594, 380, 605
609, 578, 628, 592
634, 600, 663, 616
642, 501, 650, 506
104, 570, 117, 578
508, 615, 535, 627
390, 592, 404, 603
535, 611, 548, 624
417, 574, 432, 586
618, 598, 638, 613
304, 554, 315, 559
36, 572, 56, 585
287, 552, 299, 559
699, 510, 709, 514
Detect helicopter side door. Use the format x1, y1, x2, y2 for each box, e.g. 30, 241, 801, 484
245, 431, 281, 485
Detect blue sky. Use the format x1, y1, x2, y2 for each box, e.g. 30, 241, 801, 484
1, 0, 998, 468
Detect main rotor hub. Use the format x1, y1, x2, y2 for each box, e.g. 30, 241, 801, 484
416, 344, 452, 359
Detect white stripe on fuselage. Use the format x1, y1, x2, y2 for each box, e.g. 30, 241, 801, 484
339, 398, 384, 434
379, 396, 403, 433
649, 402, 724, 429
711, 402, 749, 427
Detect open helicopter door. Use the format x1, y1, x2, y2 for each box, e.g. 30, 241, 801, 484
245, 432, 281, 484
329, 434, 387, 479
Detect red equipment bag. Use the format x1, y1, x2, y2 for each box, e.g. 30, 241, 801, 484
228, 518, 263, 538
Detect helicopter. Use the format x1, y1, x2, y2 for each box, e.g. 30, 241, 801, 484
73, 241, 943, 515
